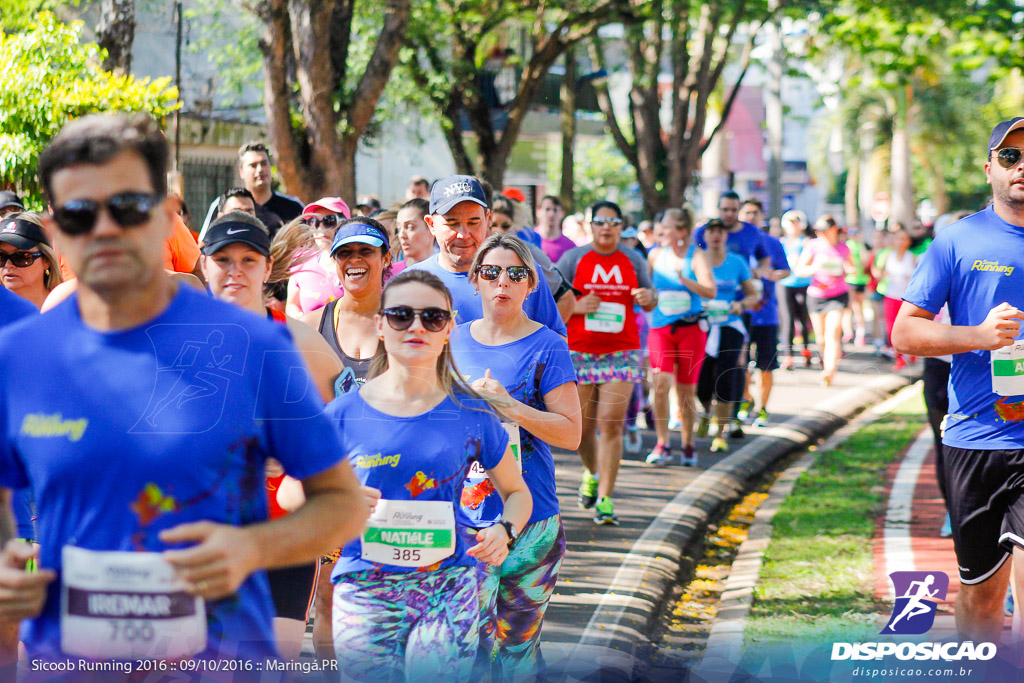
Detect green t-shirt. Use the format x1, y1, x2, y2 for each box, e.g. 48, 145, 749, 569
845, 240, 870, 286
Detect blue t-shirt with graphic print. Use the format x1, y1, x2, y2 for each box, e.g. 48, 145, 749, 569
902, 205, 1024, 449
328, 389, 508, 577
451, 323, 576, 526
0, 286, 344, 662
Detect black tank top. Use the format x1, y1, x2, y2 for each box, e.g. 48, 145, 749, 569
318, 300, 372, 396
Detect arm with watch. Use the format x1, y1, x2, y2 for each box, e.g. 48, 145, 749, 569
466, 444, 532, 566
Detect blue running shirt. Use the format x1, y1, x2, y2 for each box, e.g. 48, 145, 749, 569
328, 390, 508, 577
410, 254, 567, 335
0, 287, 38, 539
750, 234, 789, 328
0, 286, 343, 662
694, 221, 769, 264
902, 206, 1024, 448
706, 253, 752, 326
451, 323, 576, 526
650, 245, 705, 329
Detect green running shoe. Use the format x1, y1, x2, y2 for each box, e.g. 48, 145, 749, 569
594, 497, 619, 525
577, 470, 598, 509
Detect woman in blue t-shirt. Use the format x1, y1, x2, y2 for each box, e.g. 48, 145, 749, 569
695, 219, 760, 454
327, 269, 531, 682
451, 233, 581, 679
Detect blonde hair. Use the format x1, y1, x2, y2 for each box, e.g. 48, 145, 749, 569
468, 232, 538, 291
368, 269, 487, 412
268, 216, 319, 284
9, 213, 63, 291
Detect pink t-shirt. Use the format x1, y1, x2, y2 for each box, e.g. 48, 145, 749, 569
805, 238, 850, 299
291, 254, 344, 314
542, 235, 577, 264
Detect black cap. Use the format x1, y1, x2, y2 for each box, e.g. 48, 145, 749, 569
0, 191, 24, 212
989, 117, 1024, 152
201, 219, 271, 257
0, 217, 50, 249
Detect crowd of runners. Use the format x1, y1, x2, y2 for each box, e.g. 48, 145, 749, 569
0, 109, 1020, 682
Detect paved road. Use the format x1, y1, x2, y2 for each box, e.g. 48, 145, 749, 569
301, 349, 908, 676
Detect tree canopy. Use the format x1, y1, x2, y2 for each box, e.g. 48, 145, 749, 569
0, 12, 178, 208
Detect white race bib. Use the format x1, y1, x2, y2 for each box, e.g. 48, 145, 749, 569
657, 290, 692, 317
992, 342, 1024, 396
704, 300, 731, 325
820, 257, 844, 277
468, 423, 522, 479
361, 500, 456, 567
61, 546, 206, 660
585, 301, 626, 333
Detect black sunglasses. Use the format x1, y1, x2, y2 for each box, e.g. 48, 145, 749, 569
52, 192, 161, 236
301, 215, 342, 230
0, 251, 43, 268
476, 264, 531, 283
591, 217, 623, 227
994, 147, 1024, 170
381, 306, 452, 332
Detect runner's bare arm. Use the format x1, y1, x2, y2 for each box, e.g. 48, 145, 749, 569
0, 489, 56, 621
683, 250, 718, 299
472, 373, 582, 450
893, 301, 1024, 356
286, 317, 343, 402
160, 460, 369, 600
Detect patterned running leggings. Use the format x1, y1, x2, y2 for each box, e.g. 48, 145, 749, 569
332, 566, 479, 682
476, 514, 566, 681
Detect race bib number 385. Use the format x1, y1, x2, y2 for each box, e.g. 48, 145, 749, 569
61, 546, 206, 660
361, 500, 456, 567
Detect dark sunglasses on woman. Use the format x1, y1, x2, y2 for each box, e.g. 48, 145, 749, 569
0, 251, 43, 268
301, 215, 342, 230
381, 306, 452, 332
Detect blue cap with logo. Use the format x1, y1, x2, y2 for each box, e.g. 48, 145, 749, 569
989, 117, 1024, 152
429, 175, 488, 216
330, 221, 390, 256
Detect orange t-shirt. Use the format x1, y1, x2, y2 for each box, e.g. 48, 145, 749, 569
163, 214, 200, 273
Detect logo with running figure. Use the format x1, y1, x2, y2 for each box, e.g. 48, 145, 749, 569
882, 571, 949, 635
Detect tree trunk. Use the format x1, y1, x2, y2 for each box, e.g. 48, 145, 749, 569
845, 157, 860, 228
911, 140, 949, 218
889, 85, 915, 227
97, 0, 135, 73
559, 51, 577, 214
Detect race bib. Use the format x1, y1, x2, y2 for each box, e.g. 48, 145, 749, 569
992, 342, 1024, 396
585, 302, 626, 333
657, 290, 692, 317
361, 500, 455, 567
61, 546, 206, 660
704, 300, 731, 325
820, 257, 844, 277
468, 423, 522, 478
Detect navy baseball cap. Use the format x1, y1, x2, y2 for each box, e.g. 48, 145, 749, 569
0, 216, 50, 249
989, 117, 1024, 152
429, 175, 488, 216
330, 221, 389, 256
0, 191, 23, 211
201, 216, 271, 257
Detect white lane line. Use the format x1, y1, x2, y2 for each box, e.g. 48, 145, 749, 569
883, 428, 934, 595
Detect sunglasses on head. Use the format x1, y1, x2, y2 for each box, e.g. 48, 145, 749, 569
301, 214, 342, 230
0, 251, 43, 268
994, 147, 1024, 169
591, 217, 623, 227
381, 306, 452, 332
475, 264, 531, 283
52, 192, 160, 236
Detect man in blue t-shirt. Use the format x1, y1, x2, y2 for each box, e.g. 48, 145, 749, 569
894, 116, 1024, 645
694, 190, 771, 274
411, 175, 567, 335
0, 113, 368, 667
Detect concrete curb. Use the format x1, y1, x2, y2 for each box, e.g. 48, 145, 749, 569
565, 371, 918, 679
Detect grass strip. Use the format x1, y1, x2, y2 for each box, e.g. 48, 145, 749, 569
743, 392, 928, 649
